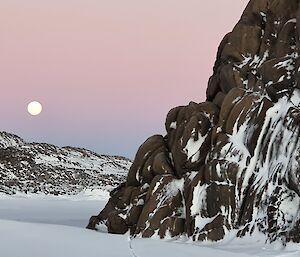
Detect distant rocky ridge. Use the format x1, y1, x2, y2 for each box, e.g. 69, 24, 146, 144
0, 131, 131, 195
88, 0, 300, 245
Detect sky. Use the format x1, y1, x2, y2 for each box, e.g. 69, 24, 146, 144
0, 0, 249, 158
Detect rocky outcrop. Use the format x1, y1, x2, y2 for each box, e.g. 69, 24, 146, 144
0, 132, 131, 195
88, 0, 300, 244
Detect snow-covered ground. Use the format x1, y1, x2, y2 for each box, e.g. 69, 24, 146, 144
0, 191, 300, 257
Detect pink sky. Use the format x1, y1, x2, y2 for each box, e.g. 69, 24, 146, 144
0, 0, 249, 157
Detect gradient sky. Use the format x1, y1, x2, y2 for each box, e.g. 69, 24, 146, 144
1, 0, 248, 158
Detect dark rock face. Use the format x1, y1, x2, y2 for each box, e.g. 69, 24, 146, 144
0, 132, 131, 195
88, 0, 300, 244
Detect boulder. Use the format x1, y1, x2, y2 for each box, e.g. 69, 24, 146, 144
88, 0, 300, 245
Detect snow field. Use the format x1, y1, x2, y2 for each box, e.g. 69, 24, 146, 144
0, 193, 299, 257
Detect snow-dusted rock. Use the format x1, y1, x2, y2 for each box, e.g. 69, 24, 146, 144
0, 131, 131, 195
88, 0, 300, 245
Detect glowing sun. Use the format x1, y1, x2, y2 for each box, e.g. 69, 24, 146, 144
27, 101, 43, 116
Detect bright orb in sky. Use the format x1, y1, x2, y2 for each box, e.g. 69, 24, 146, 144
27, 101, 43, 116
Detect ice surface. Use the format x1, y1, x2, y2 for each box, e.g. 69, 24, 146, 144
0, 194, 300, 257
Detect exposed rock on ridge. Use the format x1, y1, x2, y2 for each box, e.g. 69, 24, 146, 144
0, 132, 131, 195
88, 0, 300, 244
